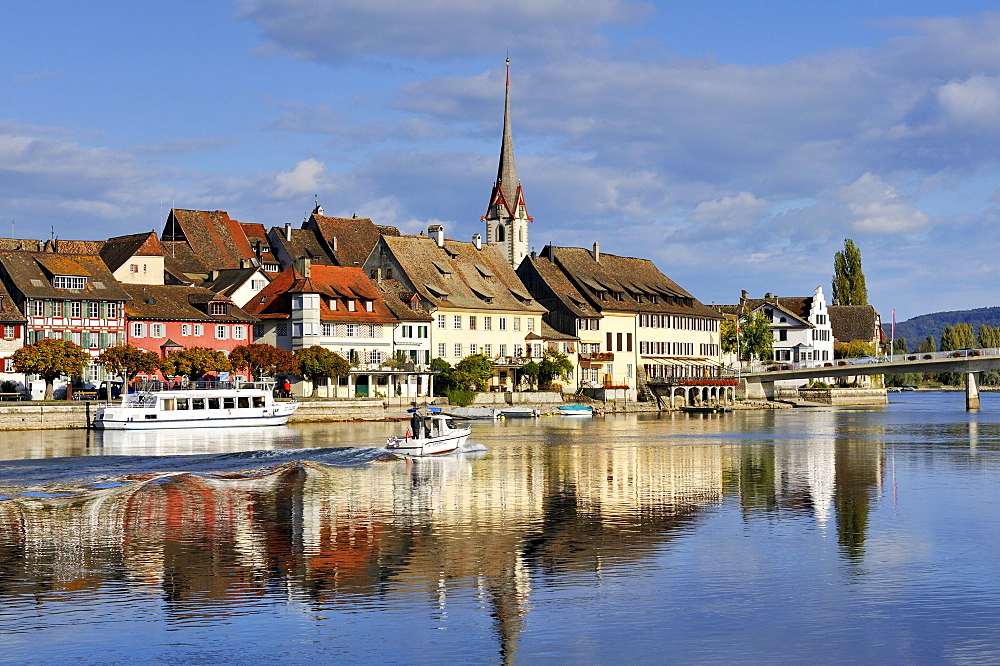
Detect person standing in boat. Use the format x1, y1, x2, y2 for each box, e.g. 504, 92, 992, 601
409, 409, 422, 440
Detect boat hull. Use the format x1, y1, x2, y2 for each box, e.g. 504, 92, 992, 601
558, 405, 593, 417
386, 429, 471, 456
94, 411, 296, 430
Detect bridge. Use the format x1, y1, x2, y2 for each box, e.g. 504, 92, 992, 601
740, 349, 1000, 410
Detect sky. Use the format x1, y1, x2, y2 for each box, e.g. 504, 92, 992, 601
4, 1, 1000, 322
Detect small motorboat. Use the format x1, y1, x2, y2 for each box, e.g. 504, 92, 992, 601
499, 407, 539, 418
558, 404, 594, 417
387, 408, 471, 456
444, 406, 502, 420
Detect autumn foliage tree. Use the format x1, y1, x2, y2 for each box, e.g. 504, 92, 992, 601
12, 338, 90, 400
295, 346, 349, 396
229, 343, 299, 381
158, 347, 231, 381
97, 344, 160, 386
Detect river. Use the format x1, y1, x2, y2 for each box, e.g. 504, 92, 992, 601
1, 392, 999, 664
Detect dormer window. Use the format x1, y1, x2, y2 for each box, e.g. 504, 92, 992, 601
348, 300, 356, 312
329, 298, 338, 310
650, 295, 658, 304
210, 302, 228, 316
364, 300, 374, 312
53, 276, 86, 290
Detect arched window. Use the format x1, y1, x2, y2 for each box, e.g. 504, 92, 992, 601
519, 227, 523, 242
497, 224, 506, 242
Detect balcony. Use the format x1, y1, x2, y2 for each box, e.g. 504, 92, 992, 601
579, 352, 614, 363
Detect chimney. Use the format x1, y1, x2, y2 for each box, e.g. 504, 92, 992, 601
376, 268, 383, 283
294, 256, 311, 278
285, 222, 292, 242
592, 241, 600, 263
332, 236, 338, 252
472, 233, 482, 250
429, 225, 445, 248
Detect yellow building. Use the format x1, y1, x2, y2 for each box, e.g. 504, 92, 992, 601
364, 226, 547, 390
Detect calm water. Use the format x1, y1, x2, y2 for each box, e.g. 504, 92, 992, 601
2, 393, 1000, 664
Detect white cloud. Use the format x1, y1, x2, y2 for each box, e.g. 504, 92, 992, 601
838, 173, 929, 234
937, 75, 1000, 129
273, 158, 328, 198
689, 192, 771, 232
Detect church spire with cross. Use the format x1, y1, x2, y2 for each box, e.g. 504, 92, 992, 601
482, 57, 531, 268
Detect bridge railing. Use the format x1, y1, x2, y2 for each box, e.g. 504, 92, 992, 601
739, 347, 1000, 373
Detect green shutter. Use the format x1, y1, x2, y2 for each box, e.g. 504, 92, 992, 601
100, 331, 108, 348
63, 330, 71, 341
44, 300, 52, 317
82, 331, 90, 348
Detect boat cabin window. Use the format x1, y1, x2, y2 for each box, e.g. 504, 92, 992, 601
208, 398, 221, 410
253, 396, 266, 408
238, 397, 250, 409
223, 397, 236, 409
176, 398, 190, 410
160, 398, 176, 411
192, 398, 206, 410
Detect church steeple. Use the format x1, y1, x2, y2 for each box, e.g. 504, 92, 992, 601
483, 58, 531, 268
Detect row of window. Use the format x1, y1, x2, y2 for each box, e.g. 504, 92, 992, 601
607, 332, 634, 353
29, 330, 119, 347
31, 300, 120, 319
639, 314, 719, 332
774, 350, 831, 362
132, 322, 246, 341
399, 325, 429, 339
812, 329, 831, 341
438, 314, 535, 332
437, 342, 546, 359
639, 340, 695, 356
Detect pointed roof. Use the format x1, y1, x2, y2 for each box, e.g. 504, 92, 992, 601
161, 209, 255, 270
483, 59, 531, 221
100, 231, 164, 272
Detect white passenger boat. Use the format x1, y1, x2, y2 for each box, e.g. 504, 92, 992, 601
93, 381, 299, 430
386, 408, 471, 456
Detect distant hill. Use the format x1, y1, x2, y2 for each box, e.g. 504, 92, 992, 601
884, 306, 1000, 350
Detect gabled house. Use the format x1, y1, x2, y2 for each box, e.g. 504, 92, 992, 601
302, 207, 400, 268
244, 259, 433, 398
100, 231, 166, 286
363, 225, 547, 391
733, 287, 835, 366
122, 284, 256, 375
0, 251, 131, 392
202, 266, 271, 309
160, 208, 257, 281
829, 305, 885, 354
519, 243, 723, 395
267, 223, 336, 272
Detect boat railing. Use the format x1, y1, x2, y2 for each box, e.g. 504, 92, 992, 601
133, 380, 277, 393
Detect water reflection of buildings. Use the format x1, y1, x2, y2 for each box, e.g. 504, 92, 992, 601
0, 413, 888, 658
732, 409, 886, 561
0, 436, 725, 661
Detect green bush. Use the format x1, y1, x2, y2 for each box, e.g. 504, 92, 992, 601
444, 389, 477, 407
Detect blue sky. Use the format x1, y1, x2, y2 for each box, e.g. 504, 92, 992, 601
4, 1, 1000, 322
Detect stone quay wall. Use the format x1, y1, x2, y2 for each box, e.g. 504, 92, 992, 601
796, 388, 888, 406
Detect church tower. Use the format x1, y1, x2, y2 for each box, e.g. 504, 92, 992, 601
483, 58, 531, 268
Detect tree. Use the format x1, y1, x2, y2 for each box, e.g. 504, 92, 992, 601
295, 346, 350, 397
521, 361, 540, 390
229, 343, 299, 381
451, 354, 494, 392
917, 335, 936, 354
978, 324, 1000, 350
12, 338, 90, 400
832, 238, 868, 306
538, 350, 574, 388
429, 357, 455, 395
728, 310, 773, 363
97, 344, 160, 386
158, 347, 231, 380
939, 323, 977, 386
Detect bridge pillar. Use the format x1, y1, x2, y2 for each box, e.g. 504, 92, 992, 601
743, 378, 774, 401
966, 372, 981, 411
